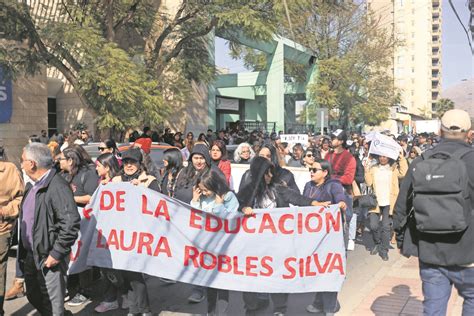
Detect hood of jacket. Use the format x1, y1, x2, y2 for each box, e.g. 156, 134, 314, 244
189, 144, 211, 166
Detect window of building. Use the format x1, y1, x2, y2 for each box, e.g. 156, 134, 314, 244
47, 98, 57, 137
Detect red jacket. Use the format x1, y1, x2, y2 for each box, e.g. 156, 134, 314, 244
324, 150, 356, 187
218, 160, 232, 185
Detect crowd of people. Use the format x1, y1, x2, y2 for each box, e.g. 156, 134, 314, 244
0, 109, 472, 316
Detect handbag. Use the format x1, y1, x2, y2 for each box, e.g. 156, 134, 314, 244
357, 186, 378, 209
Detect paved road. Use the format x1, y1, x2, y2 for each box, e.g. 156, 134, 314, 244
4, 232, 415, 316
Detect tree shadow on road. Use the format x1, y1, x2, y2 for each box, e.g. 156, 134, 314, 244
370, 284, 422, 315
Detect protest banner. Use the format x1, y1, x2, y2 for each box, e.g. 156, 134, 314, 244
70, 183, 346, 293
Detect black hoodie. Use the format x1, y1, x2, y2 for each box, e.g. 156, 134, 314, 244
174, 144, 224, 203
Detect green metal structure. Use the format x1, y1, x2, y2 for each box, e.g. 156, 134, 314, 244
209, 32, 317, 132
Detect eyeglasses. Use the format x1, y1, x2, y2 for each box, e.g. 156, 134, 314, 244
309, 168, 323, 173
98, 147, 107, 151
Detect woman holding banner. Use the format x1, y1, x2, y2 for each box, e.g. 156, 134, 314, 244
238, 157, 329, 316
303, 159, 346, 315
190, 169, 239, 315
174, 144, 226, 304
111, 148, 159, 316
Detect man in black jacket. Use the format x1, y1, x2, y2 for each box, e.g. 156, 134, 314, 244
19, 143, 80, 315
393, 109, 474, 316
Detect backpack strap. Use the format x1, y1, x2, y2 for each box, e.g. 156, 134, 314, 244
451, 147, 474, 160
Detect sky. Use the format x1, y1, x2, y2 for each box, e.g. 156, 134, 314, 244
215, 0, 474, 90
441, 0, 473, 89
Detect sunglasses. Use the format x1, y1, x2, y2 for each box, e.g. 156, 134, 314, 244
98, 147, 107, 151
309, 168, 323, 173
306, 154, 313, 158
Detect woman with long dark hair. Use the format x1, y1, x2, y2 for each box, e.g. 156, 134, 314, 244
190, 169, 239, 315
237, 157, 329, 315
160, 148, 184, 197
95, 153, 120, 184
303, 159, 346, 315
58, 146, 99, 306
59, 145, 98, 207
210, 140, 231, 185
238, 144, 299, 192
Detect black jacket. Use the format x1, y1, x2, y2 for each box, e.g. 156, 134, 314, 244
238, 183, 314, 209
19, 169, 81, 269
393, 139, 474, 266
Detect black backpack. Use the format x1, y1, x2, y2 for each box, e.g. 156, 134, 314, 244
412, 147, 472, 234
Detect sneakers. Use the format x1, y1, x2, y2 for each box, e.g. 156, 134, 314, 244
159, 277, 177, 284
67, 293, 89, 306
94, 300, 119, 313
380, 252, 389, 261
347, 239, 355, 251
187, 290, 206, 303
5, 278, 25, 300
273, 313, 285, 316
306, 304, 323, 313
370, 244, 379, 255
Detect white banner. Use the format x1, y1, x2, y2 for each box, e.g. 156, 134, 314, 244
70, 183, 346, 293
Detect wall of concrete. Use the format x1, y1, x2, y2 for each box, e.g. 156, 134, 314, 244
0, 73, 48, 162
244, 96, 267, 121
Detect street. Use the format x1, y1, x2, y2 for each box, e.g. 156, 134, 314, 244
4, 233, 463, 316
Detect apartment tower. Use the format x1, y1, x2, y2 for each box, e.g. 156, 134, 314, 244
368, 0, 442, 121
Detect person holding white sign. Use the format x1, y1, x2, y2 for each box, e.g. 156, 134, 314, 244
364, 152, 407, 261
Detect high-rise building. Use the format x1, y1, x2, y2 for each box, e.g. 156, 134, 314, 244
368, 0, 442, 121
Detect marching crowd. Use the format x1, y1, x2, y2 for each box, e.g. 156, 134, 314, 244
0, 109, 473, 316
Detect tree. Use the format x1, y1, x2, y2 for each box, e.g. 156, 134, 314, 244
231, 0, 398, 129
1, 0, 283, 131
432, 98, 455, 118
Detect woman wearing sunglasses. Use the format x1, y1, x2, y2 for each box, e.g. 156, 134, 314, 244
98, 139, 121, 165
303, 159, 346, 315
238, 157, 330, 316
302, 148, 316, 167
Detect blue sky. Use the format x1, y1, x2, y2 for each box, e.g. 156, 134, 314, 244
441, 0, 473, 89
215, 0, 473, 90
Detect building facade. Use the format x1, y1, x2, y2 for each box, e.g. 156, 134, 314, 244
368, 0, 442, 132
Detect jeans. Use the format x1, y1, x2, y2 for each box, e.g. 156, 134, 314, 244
419, 261, 474, 316
348, 214, 357, 241
122, 270, 150, 313
368, 206, 391, 254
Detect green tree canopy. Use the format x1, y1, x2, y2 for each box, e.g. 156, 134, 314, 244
432, 98, 455, 118
231, 0, 398, 129
1, 0, 283, 131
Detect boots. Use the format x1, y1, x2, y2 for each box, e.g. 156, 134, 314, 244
5, 278, 25, 300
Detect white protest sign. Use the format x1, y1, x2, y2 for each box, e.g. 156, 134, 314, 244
69, 183, 346, 293
368, 133, 402, 160
280, 134, 309, 144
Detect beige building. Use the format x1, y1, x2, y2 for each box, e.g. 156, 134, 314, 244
368, 0, 442, 133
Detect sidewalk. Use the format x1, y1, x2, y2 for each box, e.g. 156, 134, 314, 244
340, 252, 463, 316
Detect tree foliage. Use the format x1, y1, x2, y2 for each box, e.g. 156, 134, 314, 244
433, 98, 455, 118
1, 0, 282, 130
231, 0, 398, 128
